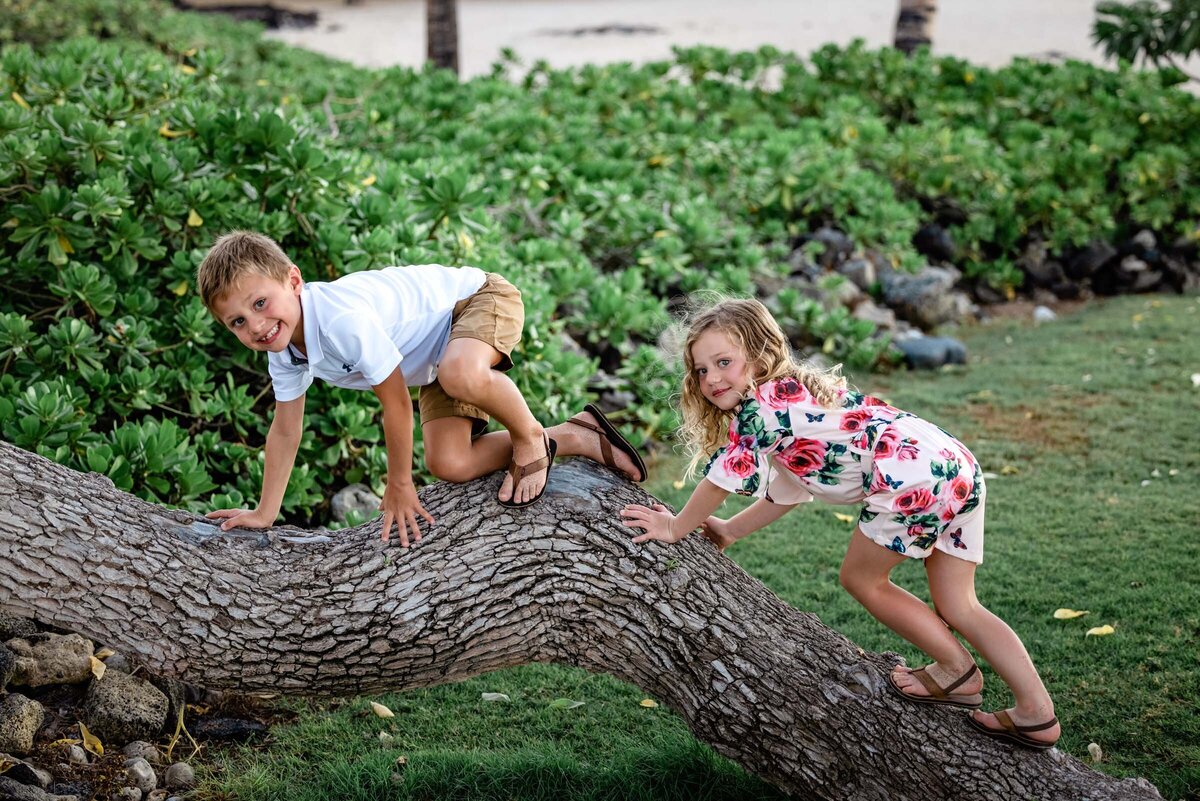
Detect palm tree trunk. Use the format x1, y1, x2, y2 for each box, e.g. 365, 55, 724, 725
894, 0, 938, 55
427, 0, 459, 74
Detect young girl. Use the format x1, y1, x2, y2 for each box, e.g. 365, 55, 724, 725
621, 298, 1060, 750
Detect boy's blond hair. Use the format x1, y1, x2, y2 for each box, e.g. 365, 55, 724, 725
197, 231, 295, 313
675, 295, 848, 475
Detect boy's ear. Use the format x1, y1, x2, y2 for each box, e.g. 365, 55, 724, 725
287, 264, 304, 293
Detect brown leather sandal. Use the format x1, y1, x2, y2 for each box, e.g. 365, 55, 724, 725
498, 433, 557, 508
566, 403, 647, 482
968, 709, 1060, 750
886, 663, 983, 709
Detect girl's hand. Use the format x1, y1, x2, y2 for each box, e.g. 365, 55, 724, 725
621, 503, 685, 544
700, 516, 736, 551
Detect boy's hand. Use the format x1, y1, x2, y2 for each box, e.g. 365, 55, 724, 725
700, 516, 736, 552
621, 503, 685, 544
205, 507, 276, 531
379, 480, 434, 547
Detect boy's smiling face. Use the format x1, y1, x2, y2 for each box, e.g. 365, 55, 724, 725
212, 265, 305, 353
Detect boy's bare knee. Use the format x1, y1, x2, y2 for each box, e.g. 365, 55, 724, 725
425, 452, 476, 484
437, 359, 491, 401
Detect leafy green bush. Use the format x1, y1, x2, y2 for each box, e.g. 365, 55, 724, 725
2, 0, 1197, 524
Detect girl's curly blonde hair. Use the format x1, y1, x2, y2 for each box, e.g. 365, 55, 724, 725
674, 296, 847, 475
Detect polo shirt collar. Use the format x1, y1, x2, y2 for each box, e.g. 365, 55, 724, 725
289, 284, 322, 369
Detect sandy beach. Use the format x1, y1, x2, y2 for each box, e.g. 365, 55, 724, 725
254, 0, 1138, 76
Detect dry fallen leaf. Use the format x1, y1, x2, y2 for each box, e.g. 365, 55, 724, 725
89, 656, 106, 681
94, 647, 115, 659
639, 699, 659, 708
378, 731, 394, 743
1053, 608, 1089, 620
833, 512, 855, 524
1085, 624, 1115, 637
672, 480, 685, 490
78, 722, 104, 757
480, 692, 510, 702
370, 702, 395, 719
1088, 742, 1103, 763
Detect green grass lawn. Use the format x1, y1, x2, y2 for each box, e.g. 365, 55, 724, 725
198, 294, 1200, 801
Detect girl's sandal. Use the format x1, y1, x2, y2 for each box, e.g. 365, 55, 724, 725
968, 710, 1060, 751
566, 403, 647, 482
886, 663, 983, 709
497, 433, 557, 509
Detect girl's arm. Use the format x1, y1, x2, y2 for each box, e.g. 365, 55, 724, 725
702, 497, 798, 551
621, 478, 730, 544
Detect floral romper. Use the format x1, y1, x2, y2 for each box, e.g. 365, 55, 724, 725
703, 377, 986, 563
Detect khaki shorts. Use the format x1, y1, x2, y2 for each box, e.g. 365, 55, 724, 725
418, 272, 524, 436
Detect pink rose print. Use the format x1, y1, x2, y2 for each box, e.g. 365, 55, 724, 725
754, 377, 808, 409
939, 475, 972, 521
724, 446, 757, 479
778, 438, 826, 477
862, 395, 888, 407
896, 439, 920, 461
875, 429, 899, 459
894, 487, 935, 515
840, 410, 872, 433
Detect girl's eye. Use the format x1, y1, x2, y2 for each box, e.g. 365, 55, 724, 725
718, 359, 730, 368
231, 317, 244, 328
696, 368, 706, 376
254, 298, 266, 310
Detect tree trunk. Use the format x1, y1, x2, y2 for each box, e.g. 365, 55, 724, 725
894, 0, 938, 55
0, 441, 1162, 801
426, 0, 459, 74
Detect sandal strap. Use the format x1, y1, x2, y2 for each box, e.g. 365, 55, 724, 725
993, 709, 1018, 734
910, 667, 948, 699
942, 663, 980, 694
508, 435, 552, 486
567, 415, 615, 469
1014, 716, 1059, 733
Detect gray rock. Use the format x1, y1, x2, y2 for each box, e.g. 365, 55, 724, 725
0, 754, 52, 788
597, 389, 636, 413
0, 775, 67, 800
837, 257, 877, 290
0, 612, 37, 641
83, 671, 168, 746
786, 249, 822, 280
1033, 305, 1057, 324
121, 741, 162, 766
122, 758, 157, 795
556, 332, 589, 361
99, 651, 132, 675
1019, 241, 1066, 288
819, 274, 864, 309
146, 676, 185, 736
114, 788, 142, 801
913, 223, 958, 262
0, 694, 44, 755
1120, 255, 1149, 273
0, 642, 15, 690
851, 298, 896, 329
1066, 240, 1117, 279
895, 336, 968, 370
329, 484, 381, 524
7, 634, 94, 688
145, 791, 169, 801
66, 745, 89, 766
1131, 229, 1157, 251
880, 266, 974, 329
809, 226, 854, 267
162, 763, 195, 791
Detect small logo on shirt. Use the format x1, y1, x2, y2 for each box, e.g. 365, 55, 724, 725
342, 362, 354, 373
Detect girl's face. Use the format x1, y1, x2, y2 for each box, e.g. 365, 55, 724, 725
690, 327, 754, 411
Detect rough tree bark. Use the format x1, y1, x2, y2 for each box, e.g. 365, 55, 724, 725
894, 0, 938, 55
426, 0, 459, 74
0, 441, 1162, 801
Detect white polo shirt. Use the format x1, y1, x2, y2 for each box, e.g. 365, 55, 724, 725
267, 264, 487, 402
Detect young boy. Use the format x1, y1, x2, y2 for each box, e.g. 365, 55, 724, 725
197, 231, 646, 546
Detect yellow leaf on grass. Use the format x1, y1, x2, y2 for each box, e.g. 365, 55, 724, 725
1053, 608, 1089, 620
187, 209, 203, 227
180, 64, 197, 75
11, 92, 30, 109
158, 122, 189, 138
370, 701, 395, 718
182, 48, 198, 57
833, 512, 855, 524
1085, 624, 1115, 637
58, 234, 74, 255
78, 722, 104, 756
256, 79, 269, 87
639, 699, 658, 708
94, 647, 115, 659
1000, 464, 1020, 476
361, 174, 377, 187
672, 480, 685, 490
89, 656, 106, 681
